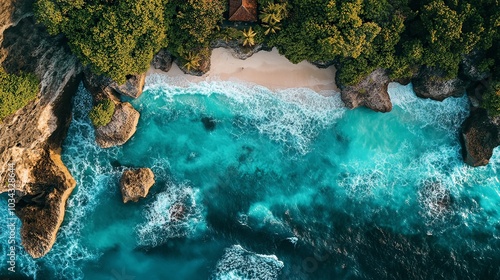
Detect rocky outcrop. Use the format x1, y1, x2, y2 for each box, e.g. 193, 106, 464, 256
412, 67, 468, 101
211, 39, 271, 60
120, 168, 155, 203
460, 109, 500, 167
0, 2, 82, 259
83, 69, 146, 99
177, 49, 212, 76
459, 51, 490, 82
151, 48, 173, 72
339, 68, 392, 112
95, 102, 140, 148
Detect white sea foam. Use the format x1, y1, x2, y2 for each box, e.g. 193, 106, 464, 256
145, 76, 345, 155
211, 245, 284, 280
136, 181, 204, 247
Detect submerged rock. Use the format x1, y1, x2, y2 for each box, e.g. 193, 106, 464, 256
460, 109, 500, 167
412, 67, 468, 101
95, 102, 140, 148
151, 48, 173, 72
418, 180, 453, 217
120, 168, 155, 203
340, 68, 392, 112
201, 116, 217, 131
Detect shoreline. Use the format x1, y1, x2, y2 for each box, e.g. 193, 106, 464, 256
146, 48, 338, 96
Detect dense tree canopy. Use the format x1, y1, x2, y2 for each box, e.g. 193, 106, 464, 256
34, 0, 500, 90
35, 0, 171, 84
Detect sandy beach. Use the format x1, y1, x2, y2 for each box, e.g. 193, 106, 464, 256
147, 48, 338, 94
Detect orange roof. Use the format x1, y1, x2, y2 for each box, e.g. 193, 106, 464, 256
229, 0, 257, 22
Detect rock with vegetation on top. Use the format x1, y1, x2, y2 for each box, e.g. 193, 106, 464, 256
120, 168, 155, 203
211, 39, 271, 60
1, 2, 82, 259
83, 68, 146, 99
95, 102, 140, 148
460, 109, 500, 167
340, 68, 392, 112
110, 73, 146, 99
151, 48, 173, 72
412, 67, 468, 101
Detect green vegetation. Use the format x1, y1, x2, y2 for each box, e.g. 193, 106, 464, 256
34, 0, 500, 107
483, 82, 500, 116
89, 99, 115, 127
0, 70, 39, 120
242, 28, 257, 47
34, 0, 172, 84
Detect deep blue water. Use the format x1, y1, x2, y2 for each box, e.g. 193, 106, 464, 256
1, 76, 500, 279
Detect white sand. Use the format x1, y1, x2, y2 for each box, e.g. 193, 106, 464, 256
147, 48, 338, 94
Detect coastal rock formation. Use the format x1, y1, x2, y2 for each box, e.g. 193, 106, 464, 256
211, 39, 271, 60
459, 51, 490, 82
177, 49, 212, 76
460, 109, 500, 167
95, 102, 140, 148
412, 67, 468, 101
340, 68, 392, 112
111, 73, 146, 99
83, 69, 146, 99
120, 168, 155, 203
151, 48, 173, 72
0, 2, 82, 259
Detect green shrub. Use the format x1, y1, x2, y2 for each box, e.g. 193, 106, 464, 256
0, 70, 39, 121
483, 82, 500, 116
89, 99, 115, 127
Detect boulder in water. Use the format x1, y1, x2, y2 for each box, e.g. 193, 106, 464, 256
460, 109, 500, 167
95, 102, 140, 148
340, 68, 392, 112
120, 168, 155, 203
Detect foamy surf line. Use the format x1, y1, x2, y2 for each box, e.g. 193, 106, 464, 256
146, 48, 338, 94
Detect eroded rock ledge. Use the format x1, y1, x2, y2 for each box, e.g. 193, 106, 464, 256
0, 5, 82, 258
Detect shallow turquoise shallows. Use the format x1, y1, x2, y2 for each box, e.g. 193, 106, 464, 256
1, 76, 499, 280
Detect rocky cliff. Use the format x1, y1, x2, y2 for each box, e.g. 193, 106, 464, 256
0, 1, 82, 258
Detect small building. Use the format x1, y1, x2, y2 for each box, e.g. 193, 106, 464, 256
229, 0, 258, 22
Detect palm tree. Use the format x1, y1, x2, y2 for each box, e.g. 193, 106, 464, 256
259, 3, 288, 36
183, 52, 201, 72
242, 27, 257, 47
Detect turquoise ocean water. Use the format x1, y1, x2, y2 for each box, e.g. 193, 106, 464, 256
1, 76, 499, 279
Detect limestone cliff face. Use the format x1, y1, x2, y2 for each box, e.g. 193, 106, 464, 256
0, 1, 82, 258
412, 67, 468, 101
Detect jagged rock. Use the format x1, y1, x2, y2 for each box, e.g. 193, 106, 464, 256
95, 102, 140, 148
211, 39, 271, 60
151, 48, 173, 72
310, 60, 335, 69
16, 150, 76, 258
0, 4, 82, 259
460, 109, 500, 167
459, 51, 490, 82
110, 73, 146, 99
83, 68, 146, 99
340, 68, 392, 112
412, 67, 469, 101
120, 168, 155, 203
